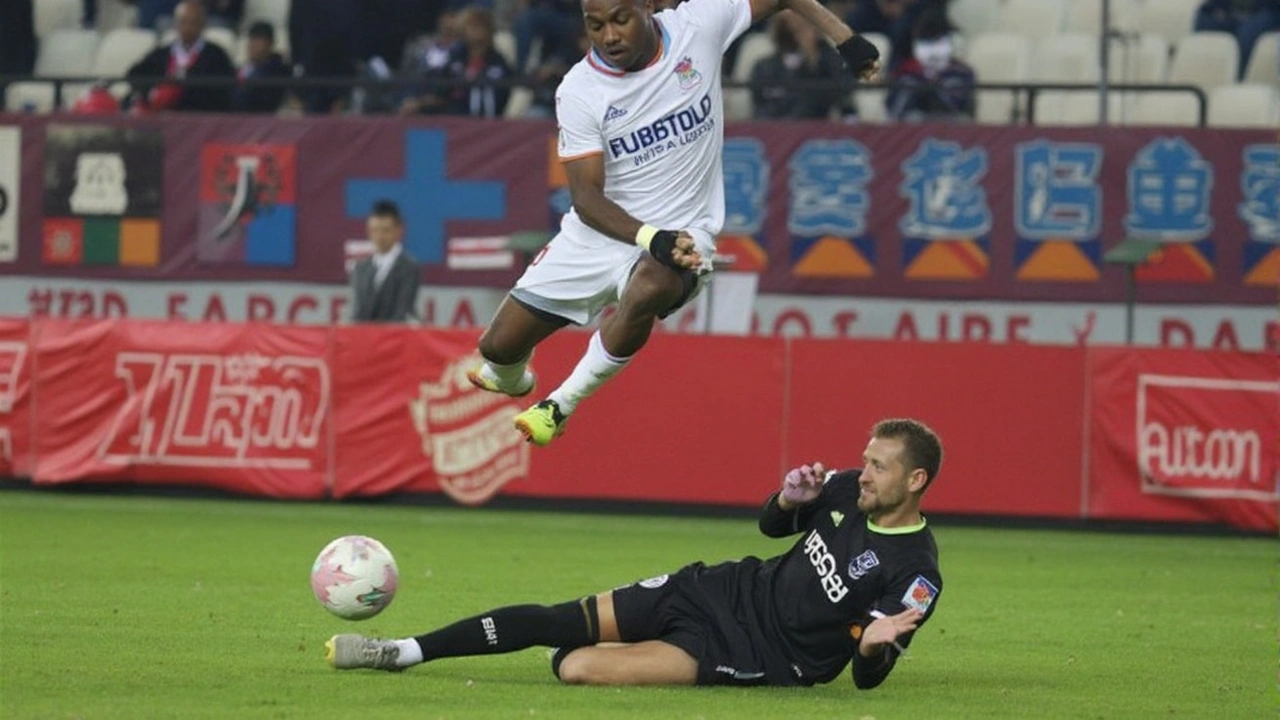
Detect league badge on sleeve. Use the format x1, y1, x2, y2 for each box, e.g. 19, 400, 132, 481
901, 575, 939, 613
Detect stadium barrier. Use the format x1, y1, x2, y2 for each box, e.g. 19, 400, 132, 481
0, 317, 1274, 531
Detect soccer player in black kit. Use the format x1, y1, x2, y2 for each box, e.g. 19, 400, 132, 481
327, 418, 943, 689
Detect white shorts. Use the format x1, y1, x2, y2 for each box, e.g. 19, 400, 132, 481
512, 228, 716, 326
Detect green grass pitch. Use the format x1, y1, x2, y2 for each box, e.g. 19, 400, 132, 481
0, 490, 1274, 719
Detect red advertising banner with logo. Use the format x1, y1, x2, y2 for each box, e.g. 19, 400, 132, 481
0, 318, 32, 477
31, 319, 331, 498
1087, 347, 1278, 531
3, 317, 1276, 531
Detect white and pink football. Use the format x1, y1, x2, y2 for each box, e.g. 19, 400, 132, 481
310, 535, 399, 620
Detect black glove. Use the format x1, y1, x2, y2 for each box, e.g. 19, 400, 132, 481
836, 34, 880, 76
647, 229, 687, 272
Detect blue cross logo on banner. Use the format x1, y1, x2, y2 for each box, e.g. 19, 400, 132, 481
346, 130, 506, 264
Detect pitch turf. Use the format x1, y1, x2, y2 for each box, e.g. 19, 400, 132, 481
0, 490, 1273, 719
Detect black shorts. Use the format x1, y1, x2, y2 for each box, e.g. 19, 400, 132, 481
611, 560, 800, 686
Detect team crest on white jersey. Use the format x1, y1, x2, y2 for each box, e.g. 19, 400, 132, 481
673, 56, 702, 91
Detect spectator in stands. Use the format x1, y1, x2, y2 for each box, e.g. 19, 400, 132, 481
525, 19, 587, 118
750, 11, 855, 120
512, 0, 578, 74
126, 0, 236, 112
1194, 0, 1280, 78
232, 22, 291, 113
845, 0, 944, 70
885, 9, 974, 122
403, 8, 511, 118
0, 0, 36, 82
398, 10, 462, 115
70, 82, 123, 115
349, 200, 421, 324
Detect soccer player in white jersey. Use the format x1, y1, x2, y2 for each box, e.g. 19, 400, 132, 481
467, 0, 881, 446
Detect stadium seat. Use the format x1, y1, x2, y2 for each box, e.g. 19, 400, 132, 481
721, 88, 751, 121
492, 30, 517, 70
93, 28, 158, 77
241, 0, 290, 33
1107, 33, 1170, 84
1027, 34, 1099, 83
1244, 31, 1280, 86
730, 31, 776, 84
95, 0, 139, 32
966, 33, 1031, 124
1129, 90, 1202, 126
504, 87, 534, 118
948, 0, 1001, 37
1032, 90, 1128, 125
4, 82, 57, 114
34, 0, 80, 39
1207, 84, 1280, 127
1168, 32, 1239, 93
994, 0, 1064, 40
1135, 0, 1201, 44
1064, 0, 1141, 34
35, 29, 101, 78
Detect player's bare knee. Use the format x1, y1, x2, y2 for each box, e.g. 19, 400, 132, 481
555, 652, 596, 685
626, 263, 685, 317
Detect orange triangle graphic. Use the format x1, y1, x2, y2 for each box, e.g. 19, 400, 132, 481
1016, 241, 1100, 281
906, 241, 986, 280
716, 235, 769, 272
793, 236, 873, 278
1135, 245, 1214, 283
1245, 247, 1280, 287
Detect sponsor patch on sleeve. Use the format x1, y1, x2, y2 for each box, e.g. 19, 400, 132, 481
901, 575, 939, 613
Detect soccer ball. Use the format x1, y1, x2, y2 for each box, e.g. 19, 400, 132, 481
310, 535, 399, 620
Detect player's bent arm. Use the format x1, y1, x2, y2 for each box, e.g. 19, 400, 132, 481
777, 0, 853, 44
563, 153, 647, 244
758, 491, 806, 537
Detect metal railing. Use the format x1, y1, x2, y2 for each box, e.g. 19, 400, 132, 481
0, 74, 1209, 127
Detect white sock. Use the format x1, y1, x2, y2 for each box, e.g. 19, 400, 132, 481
394, 638, 424, 667
548, 331, 630, 416
479, 354, 531, 390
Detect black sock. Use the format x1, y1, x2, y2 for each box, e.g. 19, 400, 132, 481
413, 597, 600, 662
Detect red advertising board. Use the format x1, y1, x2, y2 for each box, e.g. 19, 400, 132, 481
31, 319, 331, 498
2, 316, 1275, 532
0, 318, 32, 477
1088, 347, 1278, 531
786, 339, 1088, 517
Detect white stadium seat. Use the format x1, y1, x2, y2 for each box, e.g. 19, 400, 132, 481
34, 0, 80, 39
1168, 32, 1239, 93
1244, 31, 1280, 86
1064, 0, 1141, 34
94, 28, 158, 77
1129, 91, 1202, 126
1033, 90, 1128, 126
731, 32, 776, 83
966, 33, 1031, 124
35, 29, 102, 78
241, 0, 290, 33
1107, 33, 1170, 84
948, 0, 1002, 37
4, 82, 57, 114
995, 0, 1065, 40
1028, 34, 1099, 83
1207, 84, 1280, 128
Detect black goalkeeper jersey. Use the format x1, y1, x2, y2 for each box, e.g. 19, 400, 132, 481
752, 469, 942, 687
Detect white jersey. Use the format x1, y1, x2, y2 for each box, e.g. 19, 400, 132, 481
554, 0, 753, 247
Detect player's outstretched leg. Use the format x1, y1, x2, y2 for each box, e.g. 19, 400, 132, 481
326, 598, 602, 672
469, 296, 566, 398
553, 641, 698, 686
517, 259, 687, 446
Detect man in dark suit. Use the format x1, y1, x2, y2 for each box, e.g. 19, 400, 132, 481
126, 0, 236, 112
350, 200, 422, 323
233, 21, 292, 113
